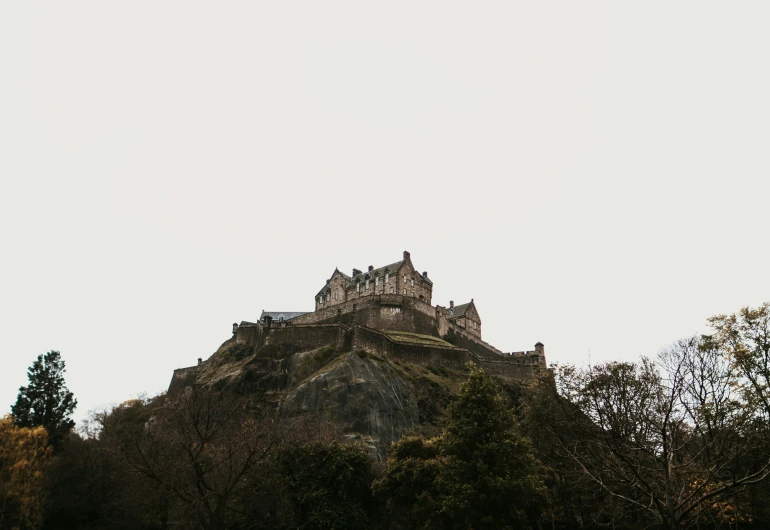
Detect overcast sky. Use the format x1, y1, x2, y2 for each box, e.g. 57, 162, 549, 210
2, 2, 769, 424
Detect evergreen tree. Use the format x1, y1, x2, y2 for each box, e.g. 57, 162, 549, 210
377, 364, 547, 530
12, 351, 77, 448
436, 364, 547, 529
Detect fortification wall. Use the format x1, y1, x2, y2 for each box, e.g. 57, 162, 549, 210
265, 324, 349, 351
351, 326, 542, 379
234, 322, 262, 346
445, 325, 503, 359
168, 365, 202, 394
476, 358, 541, 378
352, 326, 473, 370
291, 295, 440, 336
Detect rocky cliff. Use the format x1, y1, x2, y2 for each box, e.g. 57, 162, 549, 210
170, 336, 523, 459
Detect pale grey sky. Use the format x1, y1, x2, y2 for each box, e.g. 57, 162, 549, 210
2, 2, 769, 423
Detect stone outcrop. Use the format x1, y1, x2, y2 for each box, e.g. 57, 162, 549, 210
279, 350, 421, 460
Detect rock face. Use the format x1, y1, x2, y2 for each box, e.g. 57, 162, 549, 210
170, 338, 499, 459
280, 351, 421, 460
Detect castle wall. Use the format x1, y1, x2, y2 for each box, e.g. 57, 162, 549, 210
445, 324, 504, 359
352, 326, 473, 370
265, 324, 349, 351
351, 326, 541, 380
168, 365, 202, 394
234, 323, 262, 345
292, 295, 439, 336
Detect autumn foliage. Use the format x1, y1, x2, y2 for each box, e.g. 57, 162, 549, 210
0, 416, 51, 530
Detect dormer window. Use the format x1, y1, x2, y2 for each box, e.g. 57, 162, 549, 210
385, 273, 390, 283
375, 277, 379, 287
327, 293, 330, 301
366, 279, 369, 289
356, 282, 360, 292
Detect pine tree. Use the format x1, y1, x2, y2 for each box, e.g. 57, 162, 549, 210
436, 363, 547, 529
12, 351, 77, 448
376, 364, 548, 530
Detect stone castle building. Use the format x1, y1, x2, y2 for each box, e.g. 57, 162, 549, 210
171, 251, 546, 391
230, 251, 544, 375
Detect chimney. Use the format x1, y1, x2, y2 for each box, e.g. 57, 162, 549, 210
422, 271, 428, 278
449, 300, 454, 308
368, 265, 373, 272
403, 250, 410, 260
232, 322, 239, 334
197, 357, 202, 365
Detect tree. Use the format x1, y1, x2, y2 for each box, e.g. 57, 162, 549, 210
436, 364, 547, 529
277, 441, 374, 530
106, 388, 295, 530
0, 415, 52, 530
706, 302, 770, 418
376, 364, 547, 530
12, 351, 77, 449
525, 337, 770, 530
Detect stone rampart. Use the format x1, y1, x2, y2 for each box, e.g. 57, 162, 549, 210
168, 365, 202, 394
265, 324, 350, 351
352, 326, 474, 370
350, 326, 541, 379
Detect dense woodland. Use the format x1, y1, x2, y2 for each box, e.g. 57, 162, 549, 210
2, 303, 770, 530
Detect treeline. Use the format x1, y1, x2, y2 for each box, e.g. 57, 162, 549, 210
2, 303, 770, 530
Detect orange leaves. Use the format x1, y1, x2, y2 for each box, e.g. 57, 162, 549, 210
0, 415, 52, 530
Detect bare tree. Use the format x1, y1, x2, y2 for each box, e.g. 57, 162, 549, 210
106, 388, 294, 530
529, 337, 770, 529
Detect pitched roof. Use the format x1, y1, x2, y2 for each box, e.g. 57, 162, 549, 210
448, 301, 473, 319
351, 260, 404, 283
259, 311, 308, 322
316, 252, 433, 296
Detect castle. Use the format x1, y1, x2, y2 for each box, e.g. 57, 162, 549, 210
171, 251, 545, 391
227, 251, 544, 374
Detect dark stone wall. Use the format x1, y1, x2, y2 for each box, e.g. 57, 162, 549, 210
292, 295, 439, 336
445, 328, 504, 360
351, 326, 472, 369
168, 365, 202, 394
265, 325, 349, 351
351, 326, 540, 380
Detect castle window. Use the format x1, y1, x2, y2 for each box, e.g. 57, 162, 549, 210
366, 279, 369, 290
356, 282, 360, 292
390, 287, 394, 294
375, 277, 379, 287
410, 278, 414, 287
403, 275, 406, 284
403, 288, 407, 295
410, 291, 414, 297
385, 273, 389, 283
327, 293, 330, 301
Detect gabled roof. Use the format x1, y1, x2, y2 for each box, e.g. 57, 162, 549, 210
316, 252, 433, 296
351, 260, 404, 283
448, 301, 474, 320
259, 311, 308, 321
